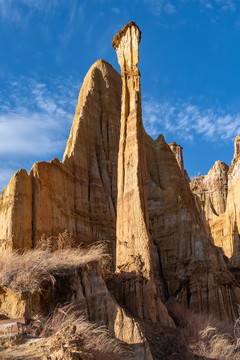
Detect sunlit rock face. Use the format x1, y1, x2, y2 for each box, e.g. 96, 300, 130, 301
233, 135, 240, 162
169, 141, 184, 175
0, 169, 32, 251
0, 23, 239, 323
191, 135, 240, 267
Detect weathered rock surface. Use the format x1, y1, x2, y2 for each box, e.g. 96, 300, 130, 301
62, 59, 121, 252
0, 261, 152, 360
112, 22, 173, 327
113, 21, 150, 277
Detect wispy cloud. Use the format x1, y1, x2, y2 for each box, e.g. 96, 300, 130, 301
142, 97, 240, 142
111, 7, 120, 14
164, 2, 176, 14
0, 0, 59, 23
143, 0, 176, 16
200, 0, 236, 11
58, 0, 88, 48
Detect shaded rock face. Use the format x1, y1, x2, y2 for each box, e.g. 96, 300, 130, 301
0, 25, 239, 323
190, 137, 240, 267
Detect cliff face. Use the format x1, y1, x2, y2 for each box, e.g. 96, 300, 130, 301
0, 22, 239, 324
191, 137, 240, 267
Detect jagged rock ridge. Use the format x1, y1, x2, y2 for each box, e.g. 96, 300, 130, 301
191, 136, 240, 267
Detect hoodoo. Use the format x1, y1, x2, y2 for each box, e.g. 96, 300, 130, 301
169, 141, 184, 175
113, 22, 152, 277
233, 135, 240, 163
112, 21, 173, 326
191, 135, 240, 266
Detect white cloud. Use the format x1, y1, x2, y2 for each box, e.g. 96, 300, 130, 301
0, 111, 65, 155
142, 97, 240, 142
0, 75, 81, 192
0, 75, 81, 155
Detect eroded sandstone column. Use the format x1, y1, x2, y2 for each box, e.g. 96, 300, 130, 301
113, 22, 152, 276
112, 22, 173, 326
169, 142, 184, 175
234, 135, 240, 161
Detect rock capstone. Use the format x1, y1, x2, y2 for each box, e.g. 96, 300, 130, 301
169, 142, 184, 175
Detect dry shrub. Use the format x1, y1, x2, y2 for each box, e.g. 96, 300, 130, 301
30, 303, 134, 360
38, 230, 77, 251
0, 242, 106, 293
168, 302, 240, 359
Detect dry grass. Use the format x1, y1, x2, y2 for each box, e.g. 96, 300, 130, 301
191, 325, 235, 359
167, 302, 240, 359
0, 242, 106, 293
28, 303, 134, 360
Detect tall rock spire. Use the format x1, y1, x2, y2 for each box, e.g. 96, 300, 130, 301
113, 22, 152, 276
234, 135, 240, 162
112, 22, 174, 326
169, 141, 184, 175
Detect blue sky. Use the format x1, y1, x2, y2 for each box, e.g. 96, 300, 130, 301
0, 0, 240, 192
